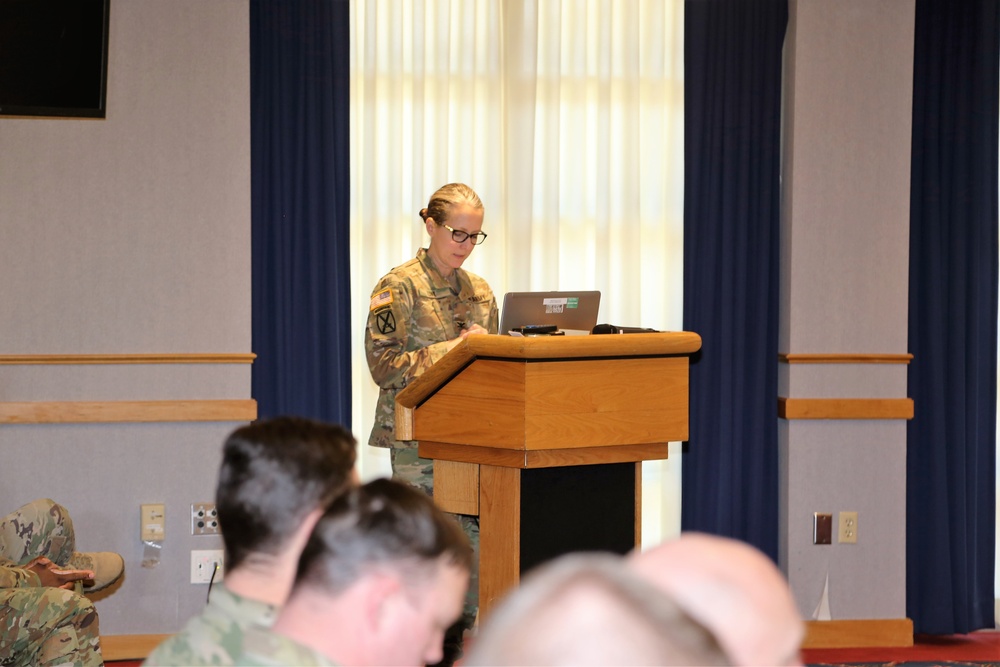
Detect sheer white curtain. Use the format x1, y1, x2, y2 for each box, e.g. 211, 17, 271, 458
350, 0, 685, 544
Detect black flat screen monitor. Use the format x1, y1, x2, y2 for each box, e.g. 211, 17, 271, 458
0, 0, 111, 118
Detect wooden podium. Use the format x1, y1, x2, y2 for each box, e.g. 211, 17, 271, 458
394, 332, 701, 618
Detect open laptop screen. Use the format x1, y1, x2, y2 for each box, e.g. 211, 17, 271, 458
498, 291, 601, 335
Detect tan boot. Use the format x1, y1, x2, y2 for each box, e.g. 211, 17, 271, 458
68, 551, 124, 592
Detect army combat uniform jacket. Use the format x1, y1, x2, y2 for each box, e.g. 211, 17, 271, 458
236, 626, 339, 666
142, 585, 277, 666
365, 248, 498, 450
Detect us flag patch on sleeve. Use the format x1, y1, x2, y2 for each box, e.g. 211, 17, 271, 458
370, 288, 393, 311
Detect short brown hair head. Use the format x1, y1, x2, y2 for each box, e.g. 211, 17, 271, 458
216, 416, 357, 570
295, 478, 472, 594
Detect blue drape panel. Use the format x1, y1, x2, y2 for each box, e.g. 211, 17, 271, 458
907, 0, 998, 634
250, 0, 352, 425
681, 0, 786, 559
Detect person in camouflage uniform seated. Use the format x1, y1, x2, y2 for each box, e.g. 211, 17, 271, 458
144, 416, 358, 666
235, 478, 472, 667
1, 498, 124, 667
365, 183, 498, 663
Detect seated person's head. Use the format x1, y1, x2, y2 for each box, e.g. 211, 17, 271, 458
286, 478, 472, 666
628, 533, 805, 667
465, 552, 730, 666
216, 416, 357, 570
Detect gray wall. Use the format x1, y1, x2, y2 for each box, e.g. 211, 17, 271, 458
779, 0, 914, 620
0, 0, 251, 635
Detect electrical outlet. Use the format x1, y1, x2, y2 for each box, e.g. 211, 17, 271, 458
813, 512, 832, 544
190, 550, 225, 584
140, 503, 165, 541
839, 511, 858, 544
191, 503, 220, 535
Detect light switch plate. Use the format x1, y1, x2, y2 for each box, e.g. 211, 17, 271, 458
140, 503, 165, 541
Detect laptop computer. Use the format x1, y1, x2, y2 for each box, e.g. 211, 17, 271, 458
498, 290, 602, 335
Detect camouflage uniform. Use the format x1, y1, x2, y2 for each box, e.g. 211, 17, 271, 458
0, 499, 102, 667
365, 247, 498, 632
235, 626, 338, 666
142, 585, 278, 666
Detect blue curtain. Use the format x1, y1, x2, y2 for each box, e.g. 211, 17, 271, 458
681, 0, 786, 560
907, 0, 998, 634
250, 0, 353, 426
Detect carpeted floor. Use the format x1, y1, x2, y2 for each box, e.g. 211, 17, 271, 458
803, 631, 1000, 666
809, 663, 999, 667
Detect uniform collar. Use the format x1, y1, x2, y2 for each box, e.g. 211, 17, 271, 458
417, 248, 473, 298
208, 583, 279, 626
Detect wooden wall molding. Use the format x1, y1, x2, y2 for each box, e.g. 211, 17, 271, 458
0, 353, 256, 365
803, 618, 913, 649
779, 353, 912, 364
0, 400, 257, 424
778, 397, 913, 420
102, 634, 170, 661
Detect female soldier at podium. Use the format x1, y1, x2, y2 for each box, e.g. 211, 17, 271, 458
364, 182, 498, 664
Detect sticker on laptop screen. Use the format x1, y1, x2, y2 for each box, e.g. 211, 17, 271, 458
542, 296, 579, 314
543, 297, 579, 306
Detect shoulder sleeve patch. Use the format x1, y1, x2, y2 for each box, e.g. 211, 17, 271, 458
370, 288, 393, 311
374, 308, 397, 335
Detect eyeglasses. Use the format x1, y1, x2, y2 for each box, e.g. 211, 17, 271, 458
439, 222, 488, 246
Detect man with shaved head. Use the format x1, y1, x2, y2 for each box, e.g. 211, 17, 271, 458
628, 533, 805, 667
466, 552, 730, 667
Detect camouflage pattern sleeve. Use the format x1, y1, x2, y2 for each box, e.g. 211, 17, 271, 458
0, 498, 76, 568
0, 561, 42, 588
0, 586, 102, 667
487, 299, 499, 333
365, 274, 455, 390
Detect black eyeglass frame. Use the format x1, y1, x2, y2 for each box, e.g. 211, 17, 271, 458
438, 222, 488, 246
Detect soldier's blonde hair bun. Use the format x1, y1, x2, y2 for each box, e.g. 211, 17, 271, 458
422, 183, 483, 225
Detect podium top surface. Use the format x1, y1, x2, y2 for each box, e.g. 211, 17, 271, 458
396, 331, 701, 409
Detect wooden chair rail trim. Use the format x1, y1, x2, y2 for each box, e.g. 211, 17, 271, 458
779, 353, 912, 364
802, 618, 913, 649
101, 634, 170, 661
0, 400, 258, 424
778, 397, 914, 420
0, 353, 256, 365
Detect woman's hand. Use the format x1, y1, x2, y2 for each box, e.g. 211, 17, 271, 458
460, 323, 489, 338
447, 323, 489, 351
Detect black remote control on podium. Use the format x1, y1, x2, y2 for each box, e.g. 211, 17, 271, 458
517, 324, 559, 335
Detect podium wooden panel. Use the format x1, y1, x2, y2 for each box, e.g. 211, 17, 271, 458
395, 332, 701, 618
